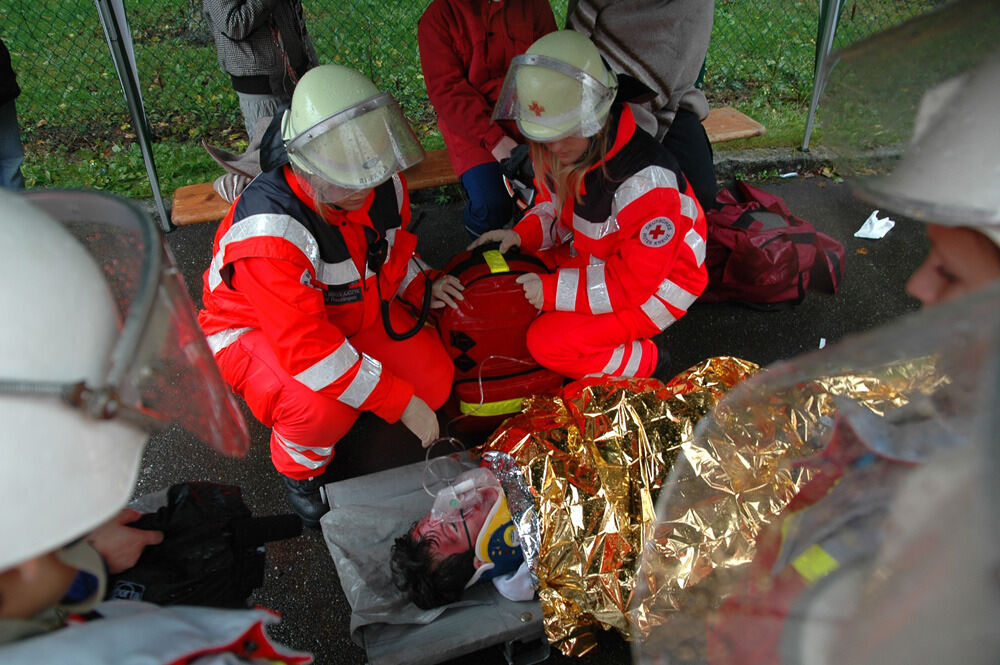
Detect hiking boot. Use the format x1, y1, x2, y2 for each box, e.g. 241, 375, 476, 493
282, 475, 329, 528
651, 334, 671, 380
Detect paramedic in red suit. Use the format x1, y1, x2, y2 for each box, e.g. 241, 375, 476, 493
417, 0, 557, 238
473, 31, 708, 379
199, 65, 464, 527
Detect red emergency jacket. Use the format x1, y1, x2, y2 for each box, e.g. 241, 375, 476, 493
417, 0, 556, 175
514, 105, 709, 330
198, 166, 436, 422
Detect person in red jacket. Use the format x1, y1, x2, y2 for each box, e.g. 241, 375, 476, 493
417, 0, 556, 238
473, 31, 708, 380
199, 64, 464, 526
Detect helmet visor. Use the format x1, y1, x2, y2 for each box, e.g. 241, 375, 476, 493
819, 0, 1000, 225
284, 92, 425, 189
493, 53, 616, 141
21, 190, 250, 457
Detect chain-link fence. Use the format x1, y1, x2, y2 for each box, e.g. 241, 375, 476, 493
3, 1, 937, 172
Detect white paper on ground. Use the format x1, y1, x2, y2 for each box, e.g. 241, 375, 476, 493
855, 210, 896, 239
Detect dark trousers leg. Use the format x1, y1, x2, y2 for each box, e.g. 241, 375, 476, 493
459, 161, 514, 239
663, 107, 718, 211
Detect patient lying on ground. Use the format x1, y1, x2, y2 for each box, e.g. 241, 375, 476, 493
390, 467, 529, 609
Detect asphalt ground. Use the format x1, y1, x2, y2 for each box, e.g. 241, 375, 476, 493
137, 156, 929, 665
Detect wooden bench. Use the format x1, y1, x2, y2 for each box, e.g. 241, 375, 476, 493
171, 106, 764, 226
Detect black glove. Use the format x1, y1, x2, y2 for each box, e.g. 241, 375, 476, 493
500, 143, 534, 187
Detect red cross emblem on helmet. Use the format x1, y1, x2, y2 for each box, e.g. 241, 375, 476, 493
528, 100, 545, 117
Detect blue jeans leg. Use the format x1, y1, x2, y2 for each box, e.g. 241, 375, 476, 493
459, 161, 513, 238
0, 99, 25, 190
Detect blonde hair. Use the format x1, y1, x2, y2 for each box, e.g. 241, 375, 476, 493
529, 120, 613, 208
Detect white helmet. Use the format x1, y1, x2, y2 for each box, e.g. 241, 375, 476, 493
820, 0, 1000, 238
280, 64, 424, 198
0, 190, 250, 570
493, 30, 618, 141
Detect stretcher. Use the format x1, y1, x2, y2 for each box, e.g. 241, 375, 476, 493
320, 459, 550, 665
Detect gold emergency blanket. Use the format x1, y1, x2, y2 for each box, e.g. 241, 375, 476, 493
478, 356, 760, 656
631, 353, 945, 660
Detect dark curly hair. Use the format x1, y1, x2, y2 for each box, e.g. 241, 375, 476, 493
390, 525, 475, 609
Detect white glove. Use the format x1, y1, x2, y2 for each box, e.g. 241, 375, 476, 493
515, 273, 543, 309
468, 229, 522, 254
431, 274, 465, 309
400, 395, 439, 447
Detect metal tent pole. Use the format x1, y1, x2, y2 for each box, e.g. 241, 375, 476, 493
801, 0, 844, 152
94, 0, 171, 231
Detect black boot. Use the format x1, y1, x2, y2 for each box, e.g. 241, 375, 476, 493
282, 475, 329, 528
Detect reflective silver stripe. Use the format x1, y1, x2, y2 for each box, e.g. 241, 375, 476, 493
530, 201, 560, 250
685, 227, 706, 267
209, 214, 321, 292
399, 260, 421, 293
657, 278, 698, 311
555, 268, 580, 311
586, 264, 612, 314
573, 210, 619, 240
205, 327, 253, 354
339, 354, 382, 408
620, 341, 644, 377
601, 344, 625, 374
207, 252, 226, 292
392, 174, 404, 212
293, 341, 359, 391
399, 256, 426, 294
273, 431, 332, 470
317, 257, 361, 287
680, 193, 698, 224
613, 166, 679, 218
641, 296, 677, 330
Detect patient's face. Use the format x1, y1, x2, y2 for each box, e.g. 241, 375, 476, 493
412, 486, 500, 563
906, 224, 1000, 305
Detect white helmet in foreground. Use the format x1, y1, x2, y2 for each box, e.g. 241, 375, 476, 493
0, 190, 250, 570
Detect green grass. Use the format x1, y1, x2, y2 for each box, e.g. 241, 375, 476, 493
5, 0, 933, 200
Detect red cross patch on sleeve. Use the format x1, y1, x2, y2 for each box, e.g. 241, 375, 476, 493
640, 217, 675, 247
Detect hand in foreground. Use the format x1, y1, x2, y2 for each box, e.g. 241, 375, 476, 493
86, 508, 164, 574
431, 274, 464, 309
490, 136, 519, 163
468, 229, 521, 254
516, 273, 544, 309
400, 395, 440, 447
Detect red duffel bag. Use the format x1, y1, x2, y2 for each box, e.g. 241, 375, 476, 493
702, 181, 845, 309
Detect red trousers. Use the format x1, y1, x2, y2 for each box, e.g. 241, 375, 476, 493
214, 304, 453, 479
526, 307, 663, 379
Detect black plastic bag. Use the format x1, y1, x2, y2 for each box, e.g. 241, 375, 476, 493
107, 482, 301, 608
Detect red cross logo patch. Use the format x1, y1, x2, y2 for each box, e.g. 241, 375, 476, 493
528, 100, 545, 117
640, 217, 675, 247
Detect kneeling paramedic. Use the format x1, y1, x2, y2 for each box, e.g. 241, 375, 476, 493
199, 64, 464, 527
472, 31, 708, 381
